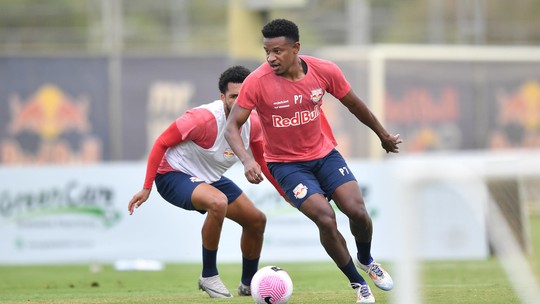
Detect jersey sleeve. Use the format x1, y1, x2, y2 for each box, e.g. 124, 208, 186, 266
176, 108, 218, 149
143, 122, 183, 189
324, 61, 351, 100
236, 74, 259, 110
143, 108, 218, 189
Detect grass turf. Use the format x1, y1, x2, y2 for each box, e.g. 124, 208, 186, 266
0, 214, 538, 304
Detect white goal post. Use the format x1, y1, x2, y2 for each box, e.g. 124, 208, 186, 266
315, 44, 540, 303
392, 151, 540, 304
316, 44, 540, 158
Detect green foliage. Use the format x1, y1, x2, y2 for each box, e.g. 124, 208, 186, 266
1, 0, 539, 54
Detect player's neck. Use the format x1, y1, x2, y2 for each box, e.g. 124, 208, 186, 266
282, 58, 305, 82
222, 102, 230, 118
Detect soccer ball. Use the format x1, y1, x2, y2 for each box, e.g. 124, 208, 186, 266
251, 265, 293, 304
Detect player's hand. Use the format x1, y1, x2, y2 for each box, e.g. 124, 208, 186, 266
128, 188, 151, 215
243, 158, 264, 184
381, 133, 402, 153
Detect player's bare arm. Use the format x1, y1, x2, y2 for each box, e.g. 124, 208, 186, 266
225, 104, 263, 184
339, 90, 402, 153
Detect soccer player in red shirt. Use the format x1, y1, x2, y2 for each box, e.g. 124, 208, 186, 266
128, 66, 282, 299
225, 19, 402, 303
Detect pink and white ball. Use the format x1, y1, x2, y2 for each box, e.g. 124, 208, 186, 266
250, 266, 293, 304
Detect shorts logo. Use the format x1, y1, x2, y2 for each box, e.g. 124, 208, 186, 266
310, 88, 323, 103
223, 148, 235, 160
293, 183, 308, 199
190, 177, 204, 183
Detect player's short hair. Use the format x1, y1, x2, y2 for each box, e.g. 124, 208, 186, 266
218, 65, 251, 94
261, 19, 299, 43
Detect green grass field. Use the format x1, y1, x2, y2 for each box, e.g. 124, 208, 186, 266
1, 215, 539, 304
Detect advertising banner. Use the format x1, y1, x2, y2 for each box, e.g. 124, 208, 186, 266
120, 56, 257, 161
0, 160, 489, 265
0, 57, 109, 163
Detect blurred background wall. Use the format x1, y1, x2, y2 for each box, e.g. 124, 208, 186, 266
1, 0, 540, 164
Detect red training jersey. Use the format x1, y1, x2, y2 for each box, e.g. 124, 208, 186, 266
236, 55, 351, 162
142, 101, 284, 196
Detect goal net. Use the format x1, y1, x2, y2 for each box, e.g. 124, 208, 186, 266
391, 151, 540, 304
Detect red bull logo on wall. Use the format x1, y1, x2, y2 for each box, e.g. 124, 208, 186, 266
490, 81, 540, 149
1, 84, 102, 164
385, 86, 461, 152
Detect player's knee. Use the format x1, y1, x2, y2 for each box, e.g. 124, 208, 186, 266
314, 213, 337, 232
247, 210, 267, 234
358, 201, 371, 217
256, 211, 267, 232
350, 204, 371, 223
339, 197, 370, 221
206, 193, 228, 215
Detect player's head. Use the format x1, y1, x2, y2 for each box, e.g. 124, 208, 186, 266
262, 18, 299, 43
261, 19, 301, 76
218, 65, 251, 114
218, 65, 250, 94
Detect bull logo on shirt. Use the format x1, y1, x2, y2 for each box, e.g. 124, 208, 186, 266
310, 88, 323, 103
223, 148, 235, 160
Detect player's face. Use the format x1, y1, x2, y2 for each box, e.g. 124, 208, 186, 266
263, 36, 299, 76
221, 82, 242, 117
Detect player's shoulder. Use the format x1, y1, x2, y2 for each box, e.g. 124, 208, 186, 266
301, 55, 339, 69
249, 62, 274, 80
183, 101, 219, 123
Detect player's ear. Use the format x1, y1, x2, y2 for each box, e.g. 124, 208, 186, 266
293, 42, 300, 53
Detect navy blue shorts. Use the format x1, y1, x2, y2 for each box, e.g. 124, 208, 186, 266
267, 149, 357, 209
155, 171, 243, 214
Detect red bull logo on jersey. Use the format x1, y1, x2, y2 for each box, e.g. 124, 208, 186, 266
1, 84, 102, 164
310, 88, 323, 103
272, 105, 320, 127
293, 183, 308, 199
223, 148, 235, 160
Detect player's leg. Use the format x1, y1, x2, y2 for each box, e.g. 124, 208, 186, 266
311, 149, 373, 263
212, 176, 266, 295
227, 193, 266, 295
269, 160, 354, 265
191, 182, 229, 256
154, 172, 232, 298
313, 149, 373, 262
300, 193, 374, 303
156, 172, 228, 253
299, 193, 351, 264
268, 160, 371, 298
332, 181, 373, 262
327, 154, 394, 291
191, 183, 234, 298
225, 192, 266, 260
